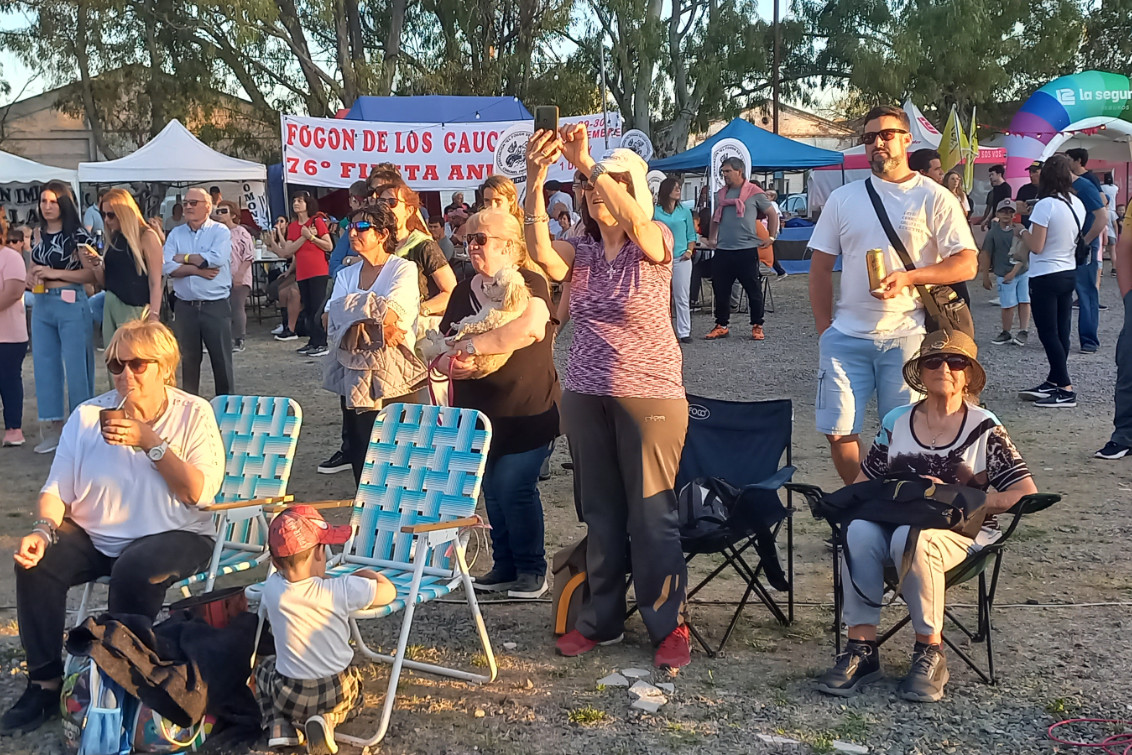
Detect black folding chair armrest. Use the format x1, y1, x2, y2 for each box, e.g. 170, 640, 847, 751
747, 466, 796, 492
784, 482, 827, 518
1001, 492, 1061, 540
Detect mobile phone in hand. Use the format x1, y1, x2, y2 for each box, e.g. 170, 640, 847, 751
534, 106, 559, 134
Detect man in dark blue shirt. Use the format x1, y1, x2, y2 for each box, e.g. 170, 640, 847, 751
1067, 148, 1108, 353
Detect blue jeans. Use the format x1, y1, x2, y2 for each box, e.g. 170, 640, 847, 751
815, 326, 923, 436
31, 287, 95, 422
88, 290, 105, 325
480, 443, 552, 577
1075, 259, 1100, 350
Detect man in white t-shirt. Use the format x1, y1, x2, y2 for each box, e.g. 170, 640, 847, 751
808, 105, 978, 484
257, 506, 395, 750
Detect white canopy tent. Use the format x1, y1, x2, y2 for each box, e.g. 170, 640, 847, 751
77, 119, 267, 183
0, 149, 77, 188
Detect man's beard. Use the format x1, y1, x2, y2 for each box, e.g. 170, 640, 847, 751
869, 151, 903, 175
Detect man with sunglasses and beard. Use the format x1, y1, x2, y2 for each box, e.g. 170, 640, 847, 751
808, 105, 978, 486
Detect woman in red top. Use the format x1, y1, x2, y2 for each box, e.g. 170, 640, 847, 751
266, 192, 333, 356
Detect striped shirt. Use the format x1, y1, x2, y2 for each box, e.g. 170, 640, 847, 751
564, 224, 684, 400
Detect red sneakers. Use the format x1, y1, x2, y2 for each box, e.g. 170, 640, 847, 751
555, 630, 624, 657
751, 324, 765, 340
654, 625, 691, 669
705, 325, 730, 340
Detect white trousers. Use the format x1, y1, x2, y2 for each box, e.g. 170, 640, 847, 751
671, 257, 692, 338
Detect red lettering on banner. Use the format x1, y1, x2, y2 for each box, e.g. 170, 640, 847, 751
457, 133, 471, 154
340, 163, 355, 178
467, 164, 486, 180
298, 126, 312, 147
312, 127, 326, 149
422, 133, 433, 152
286, 123, 298, 146
363, 131, 375, 151
404, 165, 420, 180
394, 132, 405, 153
423, 165, 438, 181
286, 157, 299, 173
443, 133, 456, 153
406, 132, 420, 153
377, 132, 388, 151
449, 165, 464, 181
486, 131, 499, 152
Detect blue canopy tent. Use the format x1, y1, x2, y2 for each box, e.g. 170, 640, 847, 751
649, 117, 844, 172
344, 95, 531, 124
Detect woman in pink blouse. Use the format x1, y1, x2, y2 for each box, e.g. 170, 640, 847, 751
215, 200, 255, 353
524, 125, 691, 670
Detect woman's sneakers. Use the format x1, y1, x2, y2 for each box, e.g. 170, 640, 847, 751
1034, 388, 1077, 408
654, 625, 691, 669
1096, 441, 1131, 460
0, 680, 59, 733
1019, 381, 1057, 401
507, 573, 548, 599
304, 715, 338, 755
899, 643, 949, 702
472, 568, 517, 593
555, 630, 624, 657
815, 640, 881, 697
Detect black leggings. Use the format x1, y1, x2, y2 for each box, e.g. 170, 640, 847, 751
15, 520, 213, 681
711, 249, 764, 327
298, 275, 329, 348
1029, 270, 1075, 388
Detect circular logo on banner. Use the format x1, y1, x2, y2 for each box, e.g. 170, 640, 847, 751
710, 138, 750, 198
493, 124, 532, 180
621, 129, 654, 162
646, 170, 666, 202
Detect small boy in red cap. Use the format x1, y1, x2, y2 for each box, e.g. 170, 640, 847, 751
256, 505, 394, 754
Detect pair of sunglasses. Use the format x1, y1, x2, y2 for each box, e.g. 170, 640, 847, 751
347, 221, 375, 233
99, 210, 116, 220
107, 358, 156, 376
921, 354, 970, 371
375, 195, 400, 208
466, 232, 502, 247
183, 199, 204, 207
859, 128, 909, 145
214, 208, 230, 215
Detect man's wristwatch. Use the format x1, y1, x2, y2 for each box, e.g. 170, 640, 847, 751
148, 440, 170, 462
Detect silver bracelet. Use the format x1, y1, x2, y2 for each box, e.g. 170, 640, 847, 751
523, 213, 549, 226
31, 527, 55, 546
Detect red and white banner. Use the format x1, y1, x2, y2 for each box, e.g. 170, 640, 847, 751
281, 112, 622, 191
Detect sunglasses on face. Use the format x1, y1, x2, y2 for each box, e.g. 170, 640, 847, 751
100, 210, 116, 220
107, 358, 156, 375
375, 195, 400, 208
347, 221, 374, 233
578, 175, 630, 191
183, 199, 203, 207
921, 354, 970, 371
859, 128, 909, 145
466, 232, 501, 247
214, 208, 230, 215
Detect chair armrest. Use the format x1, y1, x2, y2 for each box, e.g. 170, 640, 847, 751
746, 466, 796, 492
1000, 492, 1061, 540
783, 482, 827, 518
400, 516, 481, 534
201, 495, 294, 511
262, 499, 355, 514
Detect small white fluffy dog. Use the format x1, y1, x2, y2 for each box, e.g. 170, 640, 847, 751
419, 266, 530, 378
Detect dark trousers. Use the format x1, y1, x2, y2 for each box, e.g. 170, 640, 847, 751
15, 520, 213, 681
298, 276, 329, 348
1029, 270, 1076, 388
562, 390, 688, 644
482, 443, 552, 578
0, 340, 28, 430
340, 391, 424, 484
173, 297, 234, 396
1112, 291, 1132, 447
712, 248, 764, 327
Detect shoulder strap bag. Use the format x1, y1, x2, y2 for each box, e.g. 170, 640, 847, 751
865, 178, 975, 337
1058, 196, 1093, 267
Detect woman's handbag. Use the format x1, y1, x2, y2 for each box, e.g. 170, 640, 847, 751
865, 179, 975, 337
1059, 197, 1093, 267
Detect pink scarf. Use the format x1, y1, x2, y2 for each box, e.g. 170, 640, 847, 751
712, 181, 765, 224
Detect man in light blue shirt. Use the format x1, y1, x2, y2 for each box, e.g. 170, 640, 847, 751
1067, 148, 1108, 353
163, 187, 235, 395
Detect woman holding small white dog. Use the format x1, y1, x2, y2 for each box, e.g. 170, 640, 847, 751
524, 125, 690, 669
437, 208, 560, 600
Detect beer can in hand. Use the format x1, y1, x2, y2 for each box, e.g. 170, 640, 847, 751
866, 248, 886, 292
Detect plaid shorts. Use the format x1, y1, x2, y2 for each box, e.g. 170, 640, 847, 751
254, 657, 364, 740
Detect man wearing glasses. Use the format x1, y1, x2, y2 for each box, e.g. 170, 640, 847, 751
162, 187, 235, 396
808, 105, 978, 485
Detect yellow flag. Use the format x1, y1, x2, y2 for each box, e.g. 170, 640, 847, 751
963, 106, 978, 192
939, 106, 963, 173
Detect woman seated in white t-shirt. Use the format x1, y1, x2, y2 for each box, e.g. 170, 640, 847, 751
324, 204, 421, 483
3, 317, 224, 735
1018, 155, 1086, 409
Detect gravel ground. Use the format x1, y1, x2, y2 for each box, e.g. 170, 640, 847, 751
0, 270, 1129, 754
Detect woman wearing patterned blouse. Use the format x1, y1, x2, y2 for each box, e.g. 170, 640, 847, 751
26, 181, 97, 454
524, 125, 691, 670
816, 330, 1038, 704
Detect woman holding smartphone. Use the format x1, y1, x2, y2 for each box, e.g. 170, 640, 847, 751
26, 180, 96, 454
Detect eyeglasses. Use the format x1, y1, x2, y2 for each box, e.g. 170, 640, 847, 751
375, 196, 400, 208
182, 199, 203, 207
467, 232, 501, 247
921, 354, 970, 371
347, 221, 374, 233
99, 210, 116, 220
578, 174, 631, 191
859, 128, 909, 145
214, 208, 230, 215
107, 358, 156, 375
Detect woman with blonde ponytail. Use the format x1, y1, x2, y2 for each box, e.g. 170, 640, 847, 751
81, 188, 164, 343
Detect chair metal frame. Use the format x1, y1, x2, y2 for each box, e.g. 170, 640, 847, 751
787, 483, 1059, 685
315, 403, 496, 749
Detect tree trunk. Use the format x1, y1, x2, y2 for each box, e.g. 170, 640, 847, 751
73, 0, 119, 159
275, 0, 331, 115
334, 0, 357, 105
142, 0, 165, 137
345, 0, 368, 92
377, 0, 406, 96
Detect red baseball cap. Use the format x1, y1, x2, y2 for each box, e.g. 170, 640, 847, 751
268, 505, 352, 558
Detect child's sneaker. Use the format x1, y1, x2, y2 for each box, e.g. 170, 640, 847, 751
990, 330, 1013, 345
1012, 330, 1028, 346
304, 715, 337, 755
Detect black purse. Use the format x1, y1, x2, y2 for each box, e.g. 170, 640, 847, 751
1059, 197, 1093, 267
865, 179, 975, 338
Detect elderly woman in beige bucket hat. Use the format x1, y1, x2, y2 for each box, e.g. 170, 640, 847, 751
815, 329, 1038, 704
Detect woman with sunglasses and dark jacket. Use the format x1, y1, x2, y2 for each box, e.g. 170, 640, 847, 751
26, 180, 97, 454
524, 125, 691, 670
2, 318, 224, 734
265, 192, 333, 357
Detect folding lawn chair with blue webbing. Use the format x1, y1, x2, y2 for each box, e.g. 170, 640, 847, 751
70, 396, 302, 624
674, 395, 796, 656
786, 482, 1060, 684
315, 403, 496, 748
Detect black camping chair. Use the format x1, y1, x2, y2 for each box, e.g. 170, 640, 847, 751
672, 396, 796, 656
787, 482, 1059, 684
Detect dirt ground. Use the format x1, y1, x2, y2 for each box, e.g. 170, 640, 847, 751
0, 271, 1130, 754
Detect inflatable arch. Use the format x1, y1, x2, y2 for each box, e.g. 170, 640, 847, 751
1004, 71, 1132, 187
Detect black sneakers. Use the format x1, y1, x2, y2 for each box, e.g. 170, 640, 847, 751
1034, 388, 1077, 408
815, 640, 882, 697
317, 451, 351, 475
507, 573, 548, 599
1096, 441, 1131, 460
899, 643, 949, 702
473, 568, 517, 593
1019, 381, 1056, 401
275, 329, 298, 342
0, 680, 59, 734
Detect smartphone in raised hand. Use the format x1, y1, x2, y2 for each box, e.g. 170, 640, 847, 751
534, 106, 559, 134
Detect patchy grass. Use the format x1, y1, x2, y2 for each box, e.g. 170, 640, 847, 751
833, 710, 872, 740
567, 705, 609, 725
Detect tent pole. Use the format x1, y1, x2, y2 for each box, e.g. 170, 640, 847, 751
600, 46, 610, 150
